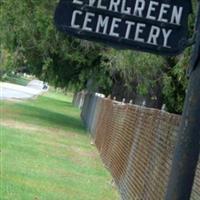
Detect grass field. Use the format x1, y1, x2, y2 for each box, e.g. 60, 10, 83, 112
0, 91, 118, 200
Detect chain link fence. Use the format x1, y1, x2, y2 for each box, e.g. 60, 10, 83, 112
73, 92, 200, 200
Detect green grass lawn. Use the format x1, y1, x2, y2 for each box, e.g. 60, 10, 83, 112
0, 91, 118, 200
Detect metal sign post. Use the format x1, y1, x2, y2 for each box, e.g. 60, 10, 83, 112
165, 2, 200, 200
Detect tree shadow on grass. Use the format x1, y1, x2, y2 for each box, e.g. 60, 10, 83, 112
41, 95, 73, 107
12, 96, 87, 134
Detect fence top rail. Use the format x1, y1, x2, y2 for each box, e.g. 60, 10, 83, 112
100, 97, 181, 119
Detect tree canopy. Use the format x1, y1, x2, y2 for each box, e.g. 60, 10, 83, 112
0, 0, 197, 113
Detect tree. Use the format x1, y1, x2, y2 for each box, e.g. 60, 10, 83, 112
0, 0, 197, 114
0, 0, 106, 91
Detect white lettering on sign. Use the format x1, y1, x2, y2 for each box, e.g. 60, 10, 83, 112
158, 4, 170, 23
125, 21, 135, 39
82, 12, 95, 31
147, 26, 161, 46
96, 15, 110, 34
121, 0, 131, 15
89, 0, 95, 7
162, 29, 172, 47
109, 18, 121, 37
97, 0, 106, 10
133, 0, 145, 17
146, 1, 159, 20
73, 0, 83, 5
71, 10, 82, 28
69, 0, 185, 49
134, 23, 146, 42
72, 0, 184, 26
171, 6, 183, 25
109, 0, 121, 12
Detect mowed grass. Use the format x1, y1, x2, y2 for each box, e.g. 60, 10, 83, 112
0, 91, 118, 200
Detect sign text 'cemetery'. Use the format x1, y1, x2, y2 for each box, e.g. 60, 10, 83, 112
55, 0, 192, 55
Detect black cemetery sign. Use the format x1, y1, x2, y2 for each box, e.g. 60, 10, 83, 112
54, 0, 192, 56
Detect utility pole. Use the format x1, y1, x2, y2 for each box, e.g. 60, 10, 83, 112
165, 1, 200, 200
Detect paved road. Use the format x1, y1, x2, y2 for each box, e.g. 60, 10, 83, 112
0, 80, 48, 100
